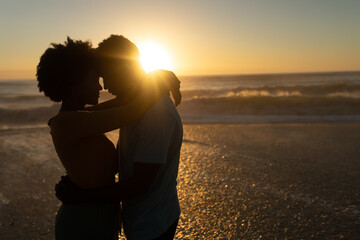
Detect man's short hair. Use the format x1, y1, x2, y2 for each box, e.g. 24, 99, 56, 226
36, 37, 96, 102
96, 35, 144, 99
97, 35, 140, 60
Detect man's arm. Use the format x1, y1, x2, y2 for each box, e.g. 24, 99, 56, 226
56, 162, 161, 203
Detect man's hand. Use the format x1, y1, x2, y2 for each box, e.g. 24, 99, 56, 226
55, 175, 87, 204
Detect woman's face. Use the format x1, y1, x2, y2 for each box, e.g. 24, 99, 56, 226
76, 71, 102, 105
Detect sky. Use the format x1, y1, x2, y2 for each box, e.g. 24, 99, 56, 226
0, 0, 359, 79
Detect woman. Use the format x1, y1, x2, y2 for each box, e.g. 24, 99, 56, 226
36, 37, 180, 239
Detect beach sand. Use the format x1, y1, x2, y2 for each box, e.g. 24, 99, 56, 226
0, 123, 360, 239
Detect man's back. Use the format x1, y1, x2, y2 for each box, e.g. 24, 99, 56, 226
119, 94, 183, 240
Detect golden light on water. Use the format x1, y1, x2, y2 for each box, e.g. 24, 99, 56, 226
138, 42, 174, 73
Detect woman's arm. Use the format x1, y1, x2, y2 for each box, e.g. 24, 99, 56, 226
85, 70, 181, 112
85, 98, 123, 111
60, 90, 163, 137
59, 72, 180, 137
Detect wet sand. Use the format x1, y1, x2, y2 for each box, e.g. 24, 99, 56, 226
0, 123, 360, 239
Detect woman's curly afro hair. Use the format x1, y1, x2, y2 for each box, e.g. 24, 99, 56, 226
36, 37, 96, 102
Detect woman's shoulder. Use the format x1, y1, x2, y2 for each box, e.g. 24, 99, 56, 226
48, 111, 83, 134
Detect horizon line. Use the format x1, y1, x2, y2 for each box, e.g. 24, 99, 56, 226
1, 69, 360, 81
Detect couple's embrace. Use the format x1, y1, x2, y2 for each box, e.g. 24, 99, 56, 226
36, 35, 183, 240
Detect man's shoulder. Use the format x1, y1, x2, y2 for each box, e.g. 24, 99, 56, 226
144, 95, 175, 116
138, 95, 179, 128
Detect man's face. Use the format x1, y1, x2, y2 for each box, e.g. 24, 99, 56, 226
101, 60, 144, 100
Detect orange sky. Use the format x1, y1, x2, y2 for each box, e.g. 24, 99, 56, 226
0, 0, 359, 79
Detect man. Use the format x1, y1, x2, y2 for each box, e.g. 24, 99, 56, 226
56, 35, 183, 240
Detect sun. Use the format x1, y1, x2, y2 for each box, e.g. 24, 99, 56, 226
137, 42, 173, 73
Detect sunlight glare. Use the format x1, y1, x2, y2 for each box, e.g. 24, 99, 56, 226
138, 42, 173, 73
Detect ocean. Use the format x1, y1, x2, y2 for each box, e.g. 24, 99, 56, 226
1, 71, 360, 129
1, 71, 360, 239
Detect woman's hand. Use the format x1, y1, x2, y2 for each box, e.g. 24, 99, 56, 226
166, 71, 182, 106
147, 70, 182, 106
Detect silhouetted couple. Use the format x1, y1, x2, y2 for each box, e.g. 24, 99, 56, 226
36, 35, 183, 240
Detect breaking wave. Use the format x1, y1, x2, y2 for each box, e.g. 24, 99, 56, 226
0, 104, 60, 124
178, 95, 360, 116
181, 83, 360, 100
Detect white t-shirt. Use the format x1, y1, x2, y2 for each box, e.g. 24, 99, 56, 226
119, 95, 183, 240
